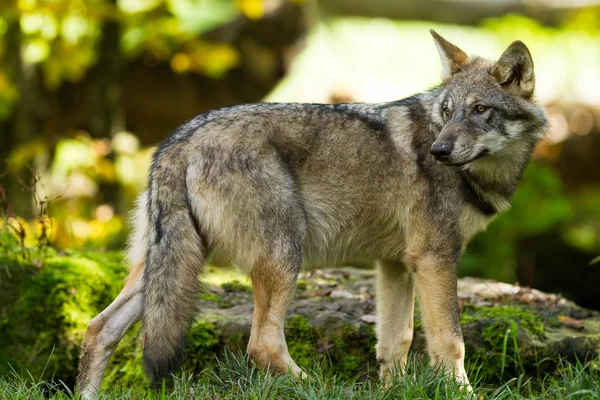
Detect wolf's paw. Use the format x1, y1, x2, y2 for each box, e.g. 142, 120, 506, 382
287, 360, 307, 380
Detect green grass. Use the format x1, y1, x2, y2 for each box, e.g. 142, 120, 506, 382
2, 352, 600, 400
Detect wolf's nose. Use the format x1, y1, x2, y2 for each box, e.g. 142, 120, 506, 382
430, 142, 453, 160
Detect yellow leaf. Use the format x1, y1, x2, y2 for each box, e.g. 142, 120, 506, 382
236, 0, 263, 20
170, 52, 192, 74
203, 43, 240, 78
17, 0, 36, 12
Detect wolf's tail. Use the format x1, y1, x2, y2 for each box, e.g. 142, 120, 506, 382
137, 156, 205, 387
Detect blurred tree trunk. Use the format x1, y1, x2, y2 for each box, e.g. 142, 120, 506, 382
2, 15, 47, 217
86, 0, 126, 213
87, 2, 124, 139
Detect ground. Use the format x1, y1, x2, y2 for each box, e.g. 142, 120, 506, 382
1, 246, 600, 398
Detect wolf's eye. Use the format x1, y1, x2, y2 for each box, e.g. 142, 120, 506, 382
442, 106, 450, 116
475, 105, 488, 113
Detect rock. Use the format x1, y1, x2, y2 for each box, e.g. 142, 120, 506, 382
361, 314, 377, 324
175, 267, 600, 386
558, 315, 585, 331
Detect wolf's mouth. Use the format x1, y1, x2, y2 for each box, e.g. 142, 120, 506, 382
440, 149, 490, 167
472, 148, 490, 160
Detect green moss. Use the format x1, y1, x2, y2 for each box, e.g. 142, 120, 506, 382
183, 320, 222, 373
296, 279, 307, 292
200, 292, 233, 308
285, 315, 316, 369
327, 323, 377, 380
221, 280, 251, 293
0, 246, 128, 388
461, 305, 551, 383
80, 250, 128, 279
332, 325, 361, 378
104, 320, 226, 390
461, 305, 546, 337
284, 316, 378, 380
200, 292, 221, 302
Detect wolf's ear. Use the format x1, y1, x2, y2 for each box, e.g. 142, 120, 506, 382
430, 30, 469, 82
492, 41, 535, 99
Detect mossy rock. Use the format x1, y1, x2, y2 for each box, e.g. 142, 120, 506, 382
187, 270, 600, 387
457, 278, 600, 383
2, 235, 600, 391
0, 241, 127, 388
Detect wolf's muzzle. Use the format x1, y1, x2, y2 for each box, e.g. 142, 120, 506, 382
430, 141, 453, 161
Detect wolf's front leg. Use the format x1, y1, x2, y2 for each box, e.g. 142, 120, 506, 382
413, 253, 471, 390
375, 260, 415, 381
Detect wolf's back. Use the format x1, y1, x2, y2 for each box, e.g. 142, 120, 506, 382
140, 141, 205, 386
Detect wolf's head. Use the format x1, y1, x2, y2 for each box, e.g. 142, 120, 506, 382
428, 30, 548, 169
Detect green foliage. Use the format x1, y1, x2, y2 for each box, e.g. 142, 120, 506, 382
507, 163, 572, 236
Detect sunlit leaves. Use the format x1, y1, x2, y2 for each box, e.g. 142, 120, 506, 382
170, 52, 191, 72
118, 0, 162, 14
0, 0, 266, 107
20, 9, 58, 39
236, 0, 263, 20
203, 42, 239, 77
13, 1, 103, 88
169, 39, 239, 76
166, 0, 237, 34
50, 137, 98, 183
61, 13, 90, 43
9, 131, 153, 246
16, 0, 37, 13
23, 37, 50, 63
118, 0, 242, 76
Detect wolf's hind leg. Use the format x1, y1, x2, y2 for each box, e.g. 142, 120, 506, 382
375, 261, 415, 381
247, 258, 304, 377
76, 263, 144, 399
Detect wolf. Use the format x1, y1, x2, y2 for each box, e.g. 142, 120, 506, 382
76, 31, 547, 397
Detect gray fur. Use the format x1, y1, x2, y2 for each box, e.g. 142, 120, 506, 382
76, 31, 548, 396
